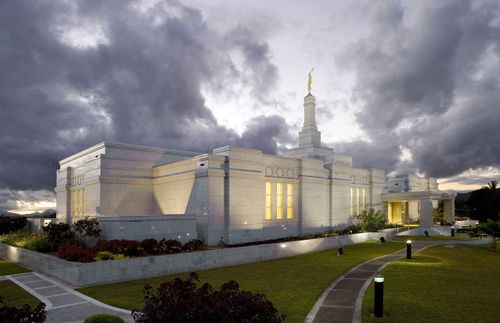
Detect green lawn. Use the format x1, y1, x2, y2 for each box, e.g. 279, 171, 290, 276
78, 241, 403, 322
0, 258, 31, 276
0, 280, 41, 308
362, 243, 500, 323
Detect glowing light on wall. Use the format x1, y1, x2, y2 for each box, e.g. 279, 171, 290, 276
287, 184, 294, 219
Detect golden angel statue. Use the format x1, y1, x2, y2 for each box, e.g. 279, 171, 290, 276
307, 68, 314, 93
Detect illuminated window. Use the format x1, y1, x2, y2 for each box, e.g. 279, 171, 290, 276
80, 189, 85, 216
362, 188, 366, 210
356, 188, 360, 215
287, 184, 294, 219
265, 182, 272, 220
277, 183, 284, 219
350, 188, 354, 216
72, 190, 77, 217
72, 188, 85, 218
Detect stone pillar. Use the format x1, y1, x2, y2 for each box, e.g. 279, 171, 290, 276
384, 202, 390, 223
419, 198, 433, 228
443, 198, 455, 223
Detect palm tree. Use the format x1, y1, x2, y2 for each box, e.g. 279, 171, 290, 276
479, 219, 500, 252
482, 180, 498, 190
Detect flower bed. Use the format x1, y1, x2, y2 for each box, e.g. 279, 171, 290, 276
55, 238, 204, 263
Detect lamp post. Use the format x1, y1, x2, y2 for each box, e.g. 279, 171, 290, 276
406, 240, 412, 259
374, 275, 384, 317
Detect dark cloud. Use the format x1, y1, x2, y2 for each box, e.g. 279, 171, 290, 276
239, 115, 294, 154
0, 0, 284, 209
336, 0, 500, 177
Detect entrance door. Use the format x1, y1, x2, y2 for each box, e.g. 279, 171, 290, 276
390, 202, 403, 224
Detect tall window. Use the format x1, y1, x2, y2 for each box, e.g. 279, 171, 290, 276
277, 183, 284, 219
350, 188, 354, 215
287, 184, 294, 219
362, 188, 366, 210
265, 182, 272, 220
72, 188, 85, 218
351, 187, 368, 216
356, 188, 360, 215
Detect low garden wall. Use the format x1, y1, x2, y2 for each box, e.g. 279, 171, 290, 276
0, 228, 405, 287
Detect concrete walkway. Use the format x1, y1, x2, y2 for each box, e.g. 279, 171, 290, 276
305, 239, 488, 323
6, 272, 132, 323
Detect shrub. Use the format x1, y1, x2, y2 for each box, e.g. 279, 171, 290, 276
0, 216, 28, 234
43, 223, 75, 250
182, 239, 204, 251
0, 295, 46, 323
354, 209, 387, 232
93, 251, 127, 262
140, 239, 160, 255
158, 239, 182, 254
0, 233, 50, 252
56, 243, 93, 262
84, 313, 125, 323
133, 272, 285, 323
74, 217, 101, 239
92, 240, 143, 257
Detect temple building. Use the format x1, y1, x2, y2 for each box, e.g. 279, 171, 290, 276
55, 87, 455, 245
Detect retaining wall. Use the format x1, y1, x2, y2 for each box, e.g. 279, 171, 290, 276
0, 228, 404, 287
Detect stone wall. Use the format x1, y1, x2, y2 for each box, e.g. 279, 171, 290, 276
0, 228, 404, 287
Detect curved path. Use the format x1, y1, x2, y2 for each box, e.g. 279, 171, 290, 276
305, 239, 488, 323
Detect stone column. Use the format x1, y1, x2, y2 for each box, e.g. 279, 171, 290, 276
419, 198, 433, 228
55, 167, 73, 224
384, 202, 390, 223
443, 198, 455, 223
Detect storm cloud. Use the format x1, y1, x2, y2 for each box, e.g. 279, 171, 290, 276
335, 0, 500, 178
0, 0, 285, 210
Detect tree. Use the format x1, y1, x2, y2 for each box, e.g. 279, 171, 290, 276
432, 208, 443, 225
467, 181, 500, 222
482, 180, 498, 190
480, 219, 500, 252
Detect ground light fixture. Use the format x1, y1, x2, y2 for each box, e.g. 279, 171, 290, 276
451, 225, 455, 237
374, 275, 384, 317
406, 240, 412, 259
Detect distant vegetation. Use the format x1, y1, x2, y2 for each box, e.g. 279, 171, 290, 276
456, 180, 500, 222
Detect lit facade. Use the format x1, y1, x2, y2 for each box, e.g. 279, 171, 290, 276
55, 92, 451, 245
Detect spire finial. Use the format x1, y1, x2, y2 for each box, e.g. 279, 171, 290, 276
307, 68, 314, 93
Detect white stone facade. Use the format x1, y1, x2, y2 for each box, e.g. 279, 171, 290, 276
55, 92, 445, 245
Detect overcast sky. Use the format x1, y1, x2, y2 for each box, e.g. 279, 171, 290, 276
1, 0, 500, 213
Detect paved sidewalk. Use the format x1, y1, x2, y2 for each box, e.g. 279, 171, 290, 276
7, 272, 132, 323
305, 239, 488, 323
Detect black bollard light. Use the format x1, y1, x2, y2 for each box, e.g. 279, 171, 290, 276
337, 247, 344, 256
451, 226, 455, 237
406, 240, 412, 259
374, 275, 384, 318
